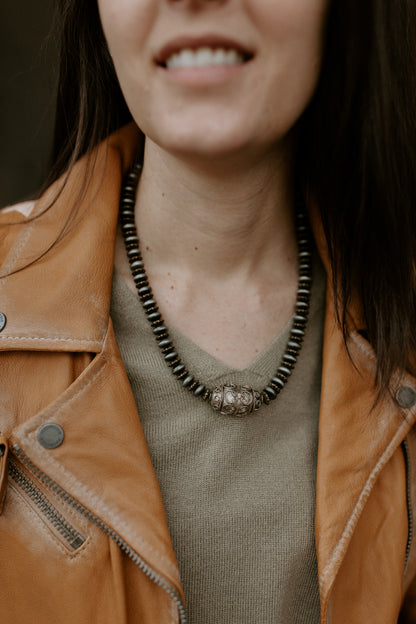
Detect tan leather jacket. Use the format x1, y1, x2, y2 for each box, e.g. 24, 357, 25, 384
1, 124, 416, 623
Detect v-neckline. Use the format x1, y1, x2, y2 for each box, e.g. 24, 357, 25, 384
111, 257, 325, 385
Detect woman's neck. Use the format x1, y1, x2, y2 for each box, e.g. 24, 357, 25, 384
114, 138, 301, 368
134, 138, 297, 283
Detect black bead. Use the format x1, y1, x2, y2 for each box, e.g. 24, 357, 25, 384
153, 325, 166, 335
291, 328, 305, 338
138, 285, 151, 296
147, 311, 161, 322
194, 385, 206, 397
277, 365, 292, 378
183, 375, 194, 387
123, 231, 137, 239
125, 236, 139, 246
121, 222, 135, 231
124, 185, 136, 194
127, 248, 140, 258
130, 260, 144, 271
287, 340, 301, 351
283, 353, 297, 365
264, 386, 277, 400
271, 376, 285, 389
121, 209, 134, 218
143, 299, 156, 309
173, 364, 186, 375
164, 351, 178, 362
133, 272, 147, 283
293, 314, 307, 324
158, 338, 172, 348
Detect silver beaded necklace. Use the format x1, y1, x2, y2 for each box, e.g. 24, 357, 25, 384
120, 162, 313, 416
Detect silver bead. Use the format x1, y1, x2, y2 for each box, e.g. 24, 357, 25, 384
210, 384, 262, 416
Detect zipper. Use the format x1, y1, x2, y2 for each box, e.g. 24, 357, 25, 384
9, 460, 86, 551
12, 443, 187, 624
402, 438, 413, 575
0, 437, 9, 514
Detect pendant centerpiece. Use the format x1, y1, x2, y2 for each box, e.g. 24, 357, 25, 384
210, 384, 262, 416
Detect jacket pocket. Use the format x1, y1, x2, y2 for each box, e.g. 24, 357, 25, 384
8, 458, 87, 553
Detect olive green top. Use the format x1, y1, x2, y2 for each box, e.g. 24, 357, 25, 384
110, 257, 326, 624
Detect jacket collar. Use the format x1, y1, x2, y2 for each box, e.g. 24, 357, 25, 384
0, 124, 141, 353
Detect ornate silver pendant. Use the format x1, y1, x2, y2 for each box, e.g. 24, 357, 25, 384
210, 384, 262, 416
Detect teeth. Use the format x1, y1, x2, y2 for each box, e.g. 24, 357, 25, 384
166, 47, 245, 70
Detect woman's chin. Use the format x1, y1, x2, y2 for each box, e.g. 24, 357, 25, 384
145, 128, 267, 168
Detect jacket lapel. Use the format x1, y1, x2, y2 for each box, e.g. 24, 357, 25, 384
315, 289, 416, 614
8, 321, 183, 597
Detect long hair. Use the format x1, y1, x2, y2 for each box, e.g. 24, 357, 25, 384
48, 0, 416, 391
48, 0, 131, 181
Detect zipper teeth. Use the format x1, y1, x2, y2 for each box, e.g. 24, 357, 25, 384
12, 444, 186, 624
9, 461, 85, 550
402, 438, 413, 574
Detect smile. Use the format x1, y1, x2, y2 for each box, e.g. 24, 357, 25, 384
156, 35, 254, 73
165, 47, 246, 70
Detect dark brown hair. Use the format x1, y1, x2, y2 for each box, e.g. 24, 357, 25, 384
49, 0, 131, 178
49, 0, 416, 391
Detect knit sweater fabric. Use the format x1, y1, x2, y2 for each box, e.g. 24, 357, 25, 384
110, 258, 326, 624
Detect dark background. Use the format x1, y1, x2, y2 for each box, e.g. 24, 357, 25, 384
0, 1, 58, 207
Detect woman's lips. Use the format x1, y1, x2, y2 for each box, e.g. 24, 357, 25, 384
158, 62, 248, 87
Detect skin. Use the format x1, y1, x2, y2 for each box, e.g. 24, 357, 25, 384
99, 0, 330, 368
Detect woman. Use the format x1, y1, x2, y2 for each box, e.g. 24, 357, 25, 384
1, 0, 416, 622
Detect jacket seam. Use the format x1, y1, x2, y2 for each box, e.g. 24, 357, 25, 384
0, 336, 103, 344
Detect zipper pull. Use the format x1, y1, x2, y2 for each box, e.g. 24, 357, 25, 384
0, 436, 9, 515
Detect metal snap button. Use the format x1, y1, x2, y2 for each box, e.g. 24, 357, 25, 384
0, 313, 6, 332
37, 423, 65, 449
395, 386, 416, 409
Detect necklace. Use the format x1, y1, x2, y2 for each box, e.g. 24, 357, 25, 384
119, 162, 312, 417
